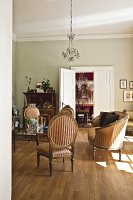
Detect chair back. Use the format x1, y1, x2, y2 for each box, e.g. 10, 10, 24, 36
48, 114, 78, 148
94, 115, 128, 149
60, 107, 74, 118
24, 106, 40, 119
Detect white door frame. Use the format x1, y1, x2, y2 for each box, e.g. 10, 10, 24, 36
59, 68, 75, 113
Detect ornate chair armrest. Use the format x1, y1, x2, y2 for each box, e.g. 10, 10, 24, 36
36, 131, 49, 145
36, 133, 39, 145
36, 132, 42, 145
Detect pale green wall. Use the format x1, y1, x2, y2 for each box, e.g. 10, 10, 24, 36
15, 38, 133, 123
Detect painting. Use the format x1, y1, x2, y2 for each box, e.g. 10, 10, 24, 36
129, 81, 133, 89
120, 79, 127, 89
123, 90, 133, 102
76, 72, 94, 106
36, 82, 43, 93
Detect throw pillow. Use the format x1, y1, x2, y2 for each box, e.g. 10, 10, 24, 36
99, 112, 109, 127
102, 114, 119, 126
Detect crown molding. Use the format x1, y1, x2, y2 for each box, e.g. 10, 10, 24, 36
15, 33, 133, 42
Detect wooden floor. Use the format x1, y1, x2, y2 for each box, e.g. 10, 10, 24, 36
12, 129, 133, 200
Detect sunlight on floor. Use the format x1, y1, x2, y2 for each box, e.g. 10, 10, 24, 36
124, 136, 133, 143
111, 153, 130, 161
111, 152, 133, 173
128, 154, 133, 162
96, 162, 107, 167
96, 152, 133, 173
130, 164, 133, 168
115, 162, 133, 173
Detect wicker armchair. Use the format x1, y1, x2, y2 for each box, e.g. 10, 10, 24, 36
88, 111, 129, 161
36, 113, 78, 176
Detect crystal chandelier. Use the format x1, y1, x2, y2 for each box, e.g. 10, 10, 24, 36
62, 0, 80, 62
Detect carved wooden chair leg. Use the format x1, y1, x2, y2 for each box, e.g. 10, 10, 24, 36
63, 157, 65, 163
71, 146, 74, 172
25, 133, 30, 143
37, 153, 40, 167
12, 131, 15, 153
119, 149, 122, 161
93, 146, 96, 160
71, 157, 74, 172
49, 156, 53, 176
13, 133, 15, 153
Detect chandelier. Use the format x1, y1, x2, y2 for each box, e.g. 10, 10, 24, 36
62, 0, 80, 62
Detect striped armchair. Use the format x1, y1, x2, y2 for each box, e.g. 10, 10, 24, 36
88, 111, 129, 161
36, 113, 78, 176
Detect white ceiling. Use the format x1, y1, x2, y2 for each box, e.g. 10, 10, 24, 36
13, 0, 133, 41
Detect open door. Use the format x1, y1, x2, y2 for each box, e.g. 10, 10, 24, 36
94, 70, 113, 116
59, 68, 75, 114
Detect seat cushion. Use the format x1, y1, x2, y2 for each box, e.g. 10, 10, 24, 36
36, 143, 72, 158
53, 148, 72, 158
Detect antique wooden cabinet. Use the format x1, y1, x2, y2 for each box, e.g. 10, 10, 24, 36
23, 92, 56, 126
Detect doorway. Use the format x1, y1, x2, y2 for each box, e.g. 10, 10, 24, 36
59, 66, 114, 124
75, 72, 94, 126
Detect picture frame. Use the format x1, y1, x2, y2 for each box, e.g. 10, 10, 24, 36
129, 81, 133, 89
120, 79, 127, 89
36, 82, 43, 93
123, 90, 133, 102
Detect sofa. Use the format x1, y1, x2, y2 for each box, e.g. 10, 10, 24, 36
88, 111, 129, 161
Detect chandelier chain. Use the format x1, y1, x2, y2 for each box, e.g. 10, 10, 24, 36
70, 0, 72, 34
62, 0, 80, 62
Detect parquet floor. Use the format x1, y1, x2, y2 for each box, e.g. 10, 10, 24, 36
12, 129, 133, 200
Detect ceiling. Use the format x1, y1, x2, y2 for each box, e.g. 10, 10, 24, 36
13, 0, 133, 41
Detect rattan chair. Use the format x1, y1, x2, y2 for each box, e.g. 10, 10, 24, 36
36, 113, 78, 176
88, 112, 128, 161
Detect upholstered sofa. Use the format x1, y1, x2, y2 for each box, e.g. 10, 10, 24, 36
88, 111, 129, 161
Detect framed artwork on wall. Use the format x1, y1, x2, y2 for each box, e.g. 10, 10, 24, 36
36, 82, 43, 92
123, 90, 133, 102
120, 79, 127, 89
129, 81, 133, 89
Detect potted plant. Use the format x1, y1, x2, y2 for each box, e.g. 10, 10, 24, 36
42, 78, 50, 92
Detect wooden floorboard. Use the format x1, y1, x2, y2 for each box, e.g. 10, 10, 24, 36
12, 129, 133, 200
